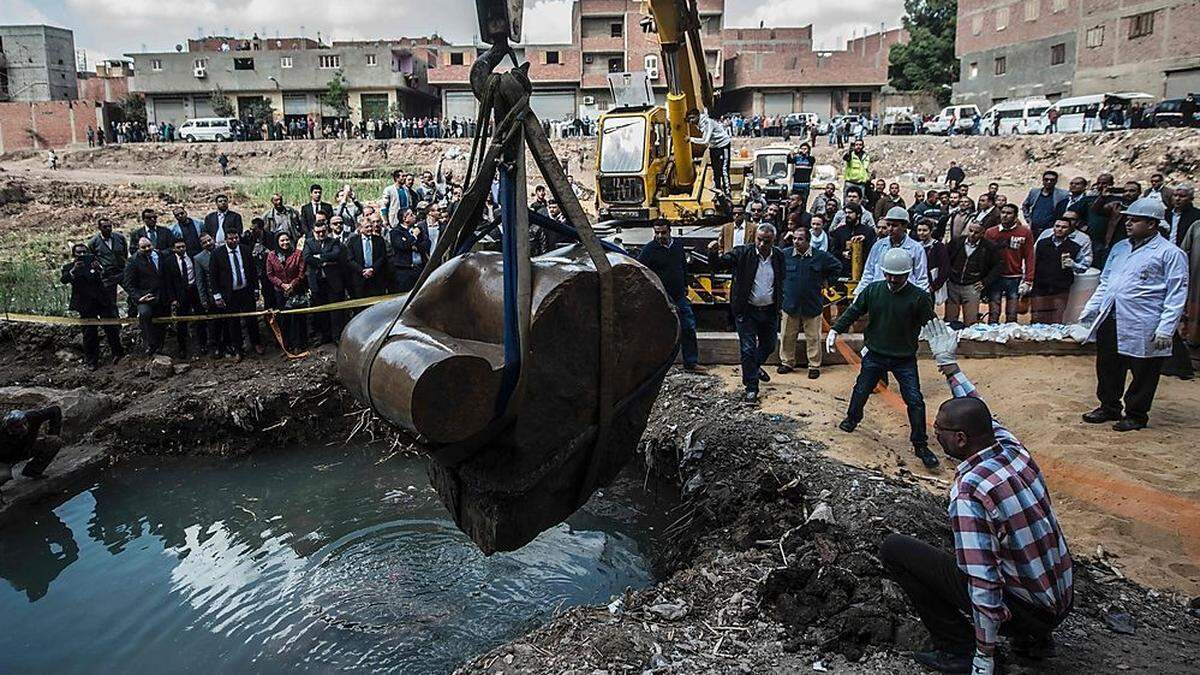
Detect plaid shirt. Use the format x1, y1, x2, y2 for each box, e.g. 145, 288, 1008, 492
947, 370, 1073, 655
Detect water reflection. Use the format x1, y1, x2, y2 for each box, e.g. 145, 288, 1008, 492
0, 446, 662, 674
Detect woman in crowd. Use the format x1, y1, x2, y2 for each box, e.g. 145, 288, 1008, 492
266, 232, 308, 353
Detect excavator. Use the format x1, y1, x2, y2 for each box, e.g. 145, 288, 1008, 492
595, 0, 747, 311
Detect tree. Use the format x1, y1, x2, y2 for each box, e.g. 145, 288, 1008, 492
321, 71, 351, 117
888, 0, 959, 105
241, 97, 275, 135
119, 93, 147, 126
210, 87, 235, 117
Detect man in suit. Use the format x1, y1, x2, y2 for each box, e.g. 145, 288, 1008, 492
87, 217, 127, 309
61, 243, 124, 368
123, 236, 170, 355
170, 205, 204, 257
1021, 170, 1069, 238
193, 233, 224, 356
345, 219, 390, 299
967, 192, 1000, 232
303, 221, 349, 344
1166, 184, 1199, 247
203, 194, 244, 244
163, 239, 206, 358
128, 209, 174, 255
389, 209, 423, 292
299, 183, 334, 236
708, 223, 785, 403
208, 230, 263, 360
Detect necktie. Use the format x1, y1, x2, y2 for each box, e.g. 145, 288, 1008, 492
232, 249, 243, 288
364, 238, 373, 267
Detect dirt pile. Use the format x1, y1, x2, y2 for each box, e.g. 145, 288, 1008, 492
460, 371, 1200, 674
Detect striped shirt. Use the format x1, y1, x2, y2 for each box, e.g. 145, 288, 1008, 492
946, 370, 1073, 656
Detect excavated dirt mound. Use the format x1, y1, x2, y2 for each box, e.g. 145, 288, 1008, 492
459, 372, 1200, 674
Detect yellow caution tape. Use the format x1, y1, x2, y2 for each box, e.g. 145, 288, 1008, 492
1, 293, 405, 328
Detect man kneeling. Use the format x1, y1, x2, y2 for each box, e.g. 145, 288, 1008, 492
880, 319, 1073, 674
0, 406, 65, 499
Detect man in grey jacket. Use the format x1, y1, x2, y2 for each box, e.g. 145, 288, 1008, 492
1022, 170, 1069, 238
193, 233, 224, 356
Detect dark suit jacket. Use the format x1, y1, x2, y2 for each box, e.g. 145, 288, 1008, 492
208, 243, 258, 304
203, 210, 245, 241
389, 226, 423, 270
60, 261, 113, 312
345, 233, 390, 295
300, 202, 334, 234
123, 252, 169, 306
302, 237, 347, 293
1170, 205, 1200, 247
87, 232, 128, 287
714, 244, 786, 316
127, 225, 175, 254
161, 251, 198, 304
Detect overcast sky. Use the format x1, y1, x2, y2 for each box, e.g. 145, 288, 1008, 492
6, 0, 904, 67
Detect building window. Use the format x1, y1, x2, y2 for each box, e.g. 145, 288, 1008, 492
994, 56, 1007, 75
1128, 11, 1154, 39
319, 55, 341, 69
151, 59, 162, 71
1086, 25, 1105, 48
996, 7, 1009, 30
545, 50, 560, 64
969, 62, 979, 79
1050, 43, 1065, 65
1024, 0, 1039, 21
366, 53, 377, 66
611, 22, 623, 38
971, 15, 983, 35
1052, 0, 1067, 12
233, 57, 254, 70
450, 52, 464, 66
193, 58, 207, 69
608, 56, 623, 73
280, 56, 293, 68
848, 91, 872, 114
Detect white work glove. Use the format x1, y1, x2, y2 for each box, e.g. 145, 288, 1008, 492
971, 652, 994, 675
920, 318, 959, 366
1018, 281, 1032, 297
1067, 323, 1091, 343
825, 330, 838, 354
1153, 333, 1172, 351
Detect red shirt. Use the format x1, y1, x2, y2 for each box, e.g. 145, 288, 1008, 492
984, 223, 1035, 282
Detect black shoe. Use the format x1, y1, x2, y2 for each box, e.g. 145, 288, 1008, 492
912, 649, 973, 674
1012, 634, 1057, 660
1082, 407, 1121, 424
776, 364, 793, 374
683, 363, 709, 373
758, 368, 770, 383
111, 349, 126, 365
915, 445, 941, 469
742, 390, 759, 404
838, 418, 856, 433
85, 360, 99, 371
808, 368, 820, 380
1113, 418, 1146, 432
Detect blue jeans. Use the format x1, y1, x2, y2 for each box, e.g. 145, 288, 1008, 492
845, 351, 928, 448
674, 297, 699, 367
988, 276, 1021, 323
735, 305, 778, 391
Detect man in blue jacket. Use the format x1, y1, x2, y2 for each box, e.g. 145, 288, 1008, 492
777, 228, 840, 379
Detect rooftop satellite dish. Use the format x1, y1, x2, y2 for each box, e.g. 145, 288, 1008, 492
175, 44, 183, 52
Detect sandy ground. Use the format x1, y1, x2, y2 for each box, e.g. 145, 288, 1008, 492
716, 354, 1200, 596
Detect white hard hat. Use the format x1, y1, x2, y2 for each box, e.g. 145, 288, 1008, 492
880, 248, 914, 275
884, 206, 911, 222
1120, 197, 1165, 222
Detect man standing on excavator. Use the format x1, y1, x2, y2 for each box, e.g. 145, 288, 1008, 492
688, 108, 732, 194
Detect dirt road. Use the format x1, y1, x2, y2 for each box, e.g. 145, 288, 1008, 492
717, 355, 1200, 595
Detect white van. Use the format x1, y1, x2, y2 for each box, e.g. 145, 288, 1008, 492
981, 98, 1052, 135
178, 117, 236, 142
923, 105, 981, 135
1038, 92, 1154, 134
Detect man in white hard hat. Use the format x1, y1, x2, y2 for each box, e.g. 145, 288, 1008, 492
828, 248, 940, 468
1074, 197, 1188, 431
855, 206, 929, 297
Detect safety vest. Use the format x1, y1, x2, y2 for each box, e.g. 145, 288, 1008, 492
844, 152, 870, 184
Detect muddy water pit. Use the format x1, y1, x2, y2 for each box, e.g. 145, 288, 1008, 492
0, 443, 676, 674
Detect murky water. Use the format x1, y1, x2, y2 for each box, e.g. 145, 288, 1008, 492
0, 445, 671, 674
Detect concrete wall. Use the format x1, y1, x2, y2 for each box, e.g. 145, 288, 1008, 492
953, 32, 1076, 107
0, 25, 79, 101
1074, 0, 1200, 97
0, 99, 99, 153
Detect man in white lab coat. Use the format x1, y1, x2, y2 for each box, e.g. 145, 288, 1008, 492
1076, 198, 1189, 431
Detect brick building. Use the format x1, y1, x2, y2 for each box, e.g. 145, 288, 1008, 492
954, 0, 1200, 108
76, 60, 132, 103
127, 35, 442, 128
0, 25, 79, 102
431, 0, 901, 120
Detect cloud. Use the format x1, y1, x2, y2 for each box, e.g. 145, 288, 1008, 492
6, 0, 52, 23
522, 0, 575, 44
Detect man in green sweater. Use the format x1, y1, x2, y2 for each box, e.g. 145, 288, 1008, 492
827, 248, 940, 469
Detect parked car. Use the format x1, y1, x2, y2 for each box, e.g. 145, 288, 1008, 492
1036, 92, 1154, 133
1147, 98, 1189, 127
783, 112, 820, 136
980, 98, 1052, 136
178, 117, 236, 142
923, 105, 981, 135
